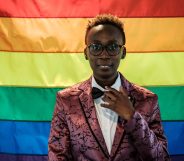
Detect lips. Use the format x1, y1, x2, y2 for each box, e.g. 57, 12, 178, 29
97, 64, 113, 70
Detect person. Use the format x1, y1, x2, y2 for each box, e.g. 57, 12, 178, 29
48, 14, 170, 161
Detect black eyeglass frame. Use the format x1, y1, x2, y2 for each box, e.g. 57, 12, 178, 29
87, 43, 124, 56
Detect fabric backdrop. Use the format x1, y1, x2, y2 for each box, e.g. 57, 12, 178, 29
0, 0, 184, 161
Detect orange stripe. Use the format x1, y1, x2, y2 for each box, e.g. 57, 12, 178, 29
0, 18, 184, 53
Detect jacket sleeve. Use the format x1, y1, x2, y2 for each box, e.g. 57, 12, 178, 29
48, 93, 73, 161
124, 96, 170, 161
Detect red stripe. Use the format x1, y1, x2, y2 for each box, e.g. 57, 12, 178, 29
0, 0, 184, 18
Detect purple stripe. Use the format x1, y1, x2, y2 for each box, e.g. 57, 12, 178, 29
171, 155, 184, 161
0, 154, 47, 161
0, 154, 184, 161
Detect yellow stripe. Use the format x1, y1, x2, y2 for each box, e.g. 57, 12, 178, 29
0, 52, 184, 87
0, 18, 184, 52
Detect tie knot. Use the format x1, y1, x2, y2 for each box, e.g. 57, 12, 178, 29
92, 87, 104, 99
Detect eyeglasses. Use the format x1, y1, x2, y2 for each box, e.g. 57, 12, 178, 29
87, 43, 124, 56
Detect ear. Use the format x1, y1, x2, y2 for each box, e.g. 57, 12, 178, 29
121, 46, 126, 59
84, 48, 88, 60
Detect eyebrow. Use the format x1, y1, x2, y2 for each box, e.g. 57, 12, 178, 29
90, 40, 119, 44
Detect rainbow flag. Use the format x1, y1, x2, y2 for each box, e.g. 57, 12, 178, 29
0, 0, 184, 160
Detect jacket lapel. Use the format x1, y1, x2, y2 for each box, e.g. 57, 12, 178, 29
78, 78, 109, 158
110, 117, 125, 157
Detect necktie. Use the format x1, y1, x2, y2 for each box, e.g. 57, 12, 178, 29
92, 87, 104, 99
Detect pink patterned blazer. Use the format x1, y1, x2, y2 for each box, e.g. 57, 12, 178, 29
48, 74, 170, 161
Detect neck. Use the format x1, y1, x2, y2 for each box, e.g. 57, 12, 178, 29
94, 73, 118, 88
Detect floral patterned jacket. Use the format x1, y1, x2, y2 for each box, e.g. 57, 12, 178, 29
48, 74, 170, 161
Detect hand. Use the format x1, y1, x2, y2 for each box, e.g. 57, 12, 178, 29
101, 86, 135, 121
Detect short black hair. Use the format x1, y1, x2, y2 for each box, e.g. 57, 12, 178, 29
85, 14, 126, 45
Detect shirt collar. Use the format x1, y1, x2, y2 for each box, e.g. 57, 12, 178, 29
92, 73, 121, 92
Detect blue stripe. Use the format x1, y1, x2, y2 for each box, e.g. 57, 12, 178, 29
162, 122, 184, 155
0, 121, 50, 155
0, 121, 183, 155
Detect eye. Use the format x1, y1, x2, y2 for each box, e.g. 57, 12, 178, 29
107, 43, 119, 52
90, 44, 102, 52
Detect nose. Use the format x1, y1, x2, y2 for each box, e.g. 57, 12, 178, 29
100, 47, 110, 58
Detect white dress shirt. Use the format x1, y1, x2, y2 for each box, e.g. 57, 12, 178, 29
92, 74, 121, 154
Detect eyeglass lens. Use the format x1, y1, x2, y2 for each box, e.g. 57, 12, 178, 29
89, 43, 122, 56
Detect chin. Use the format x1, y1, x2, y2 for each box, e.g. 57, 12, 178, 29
95, 71, 117, 80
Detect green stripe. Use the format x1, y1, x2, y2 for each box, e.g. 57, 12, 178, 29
0, 52, 184, 87
0, 86, 183, 121
0, 87, 61, 121
147, 86, 184, 121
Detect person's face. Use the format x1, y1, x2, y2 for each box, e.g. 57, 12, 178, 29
85, 24, 124, 86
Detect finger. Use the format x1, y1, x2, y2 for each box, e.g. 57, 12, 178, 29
102, 95, 115, 105
103, 91, 117, 101
105, 86, 120, 97
101, 102, 114, 110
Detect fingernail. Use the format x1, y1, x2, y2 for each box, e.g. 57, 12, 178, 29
105, 86, 108, 89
